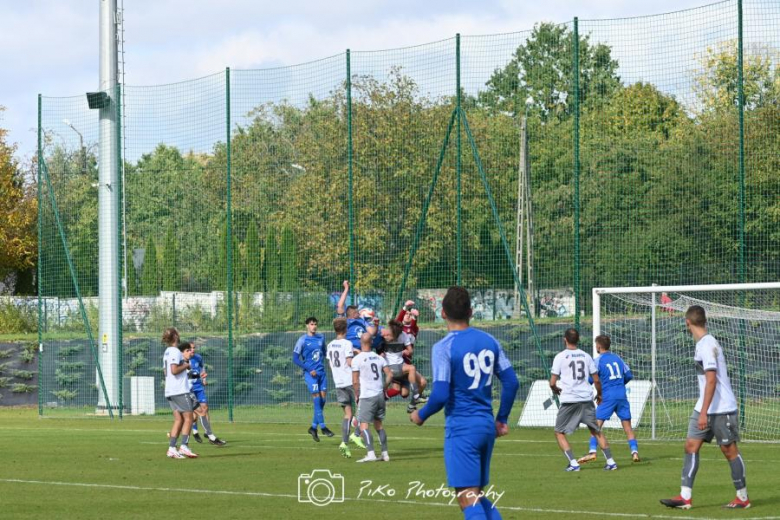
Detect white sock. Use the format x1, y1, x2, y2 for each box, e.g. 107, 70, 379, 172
681, 486, 692, 500
607, 458, 616, 465
737, 488, 748, 501
208, 434, 216, 440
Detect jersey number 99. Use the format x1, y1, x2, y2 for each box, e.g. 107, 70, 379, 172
463, 350, 495, 390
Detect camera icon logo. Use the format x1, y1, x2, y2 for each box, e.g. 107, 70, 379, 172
298, 469, 345, 507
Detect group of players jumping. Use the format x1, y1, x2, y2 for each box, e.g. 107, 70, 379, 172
292, 280, 429, 462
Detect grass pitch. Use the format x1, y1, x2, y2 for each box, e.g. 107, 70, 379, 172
1, 407, 779, 519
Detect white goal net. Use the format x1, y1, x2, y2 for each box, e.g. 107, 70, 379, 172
593, 283, 780, 441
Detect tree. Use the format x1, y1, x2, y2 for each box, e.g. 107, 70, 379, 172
478, 23, 621, 119
280, 224, 298, 292
161, 224, 179, 291
265, 227, 280, 293
245, 219, 262, 292
140, 237, 159, 295
0, 107, 36, 281
126, 245, 139, 296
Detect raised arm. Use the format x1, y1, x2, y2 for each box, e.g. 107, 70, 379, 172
336, 280, 349, 315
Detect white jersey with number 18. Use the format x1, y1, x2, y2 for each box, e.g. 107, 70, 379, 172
326, 338, 354, 389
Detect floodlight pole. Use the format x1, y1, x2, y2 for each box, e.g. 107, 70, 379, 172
96, 0, 121, 414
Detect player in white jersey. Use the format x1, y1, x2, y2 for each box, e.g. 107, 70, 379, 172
661, 305, 750, 510
162, 331, 198, 460
549, 328, 615, 471
352, 333, 393, 463
326, 318, 366, 458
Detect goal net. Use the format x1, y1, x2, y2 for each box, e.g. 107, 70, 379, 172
593, 282, 780, 441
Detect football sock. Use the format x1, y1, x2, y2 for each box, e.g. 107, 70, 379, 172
480, 498, 502, 520
729, 453, 747, 490
737, 488, 748, 501
386, 388, 400, 398
602, 447, 613, 461
463, 503, 487, 520
342, 418, 350, 443
181, 434, 189, 446
362, 429, 375, 452
312, 397, 324, 428
169, 437, 178, 449
681, 486, 692, 500
628, 439, 638, 453
378, 429, 388, 452
191, 425, 198, 434
589, 436, 598, 453
565, 450, 579, 466
681, 452, 699, 488
199, 415, 213, 436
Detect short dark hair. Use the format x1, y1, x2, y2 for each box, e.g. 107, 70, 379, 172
686, 305, 707, 327
305, 316, 318, 325
178, 341, 193, 353
595, 334, 611, 350
564, 328, 580, 345
442, 286, 471, 322
333, 317, 347, 334
345, 305, 358, 318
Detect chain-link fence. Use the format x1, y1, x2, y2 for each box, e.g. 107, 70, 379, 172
36, 0, 780, 430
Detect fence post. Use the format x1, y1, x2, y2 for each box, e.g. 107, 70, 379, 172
226, 67, 234, 422
736, 0, 747, 428
116, 82, 124, 418
37, 94, 43, 417
572, 17, 581, 330
346, 50, 356, 296
456, 34, 462, 286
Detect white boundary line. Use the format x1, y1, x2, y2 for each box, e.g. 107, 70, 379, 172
0, 478, 778, 520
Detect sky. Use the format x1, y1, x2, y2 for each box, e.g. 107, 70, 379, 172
0, 0, 737, 161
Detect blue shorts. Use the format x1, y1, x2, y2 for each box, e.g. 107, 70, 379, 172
304, 371, 327, 395
596, 398, 631, 421
191, 386, 207, 404
444, 431, 495, 488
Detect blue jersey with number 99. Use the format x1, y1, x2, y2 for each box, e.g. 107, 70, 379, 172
430, 327, 512, 435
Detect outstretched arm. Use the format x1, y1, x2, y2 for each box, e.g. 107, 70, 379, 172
336, 280, 349, 315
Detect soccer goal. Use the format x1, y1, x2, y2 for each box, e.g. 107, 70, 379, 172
593, 282, 780, 441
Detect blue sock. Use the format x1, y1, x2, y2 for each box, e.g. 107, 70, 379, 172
629, 439, 638, 453
312, 397, 321, 428
318, 396, 327, 428
589, 436, 598, 452
463, 503, 488, 520
480, 498, 502, 520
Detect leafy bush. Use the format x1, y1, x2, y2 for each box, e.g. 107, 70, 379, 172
52, 389, 78, 400
55, 369, 82, 386
266, 388, 293, 401
58, 361, 85, 371
13, 370, 34, 380
270, 372, 290, 385
57, 345, 83, 357
234, 382, 253, 393
11, 383, 36, 393
0, 301, 36, 334
0, 349, 14, 359
0, 377, 10, 388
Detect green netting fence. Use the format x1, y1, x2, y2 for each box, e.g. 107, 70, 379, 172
36, 0, 780, 433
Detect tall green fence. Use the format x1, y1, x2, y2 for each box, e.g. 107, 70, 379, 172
37, 0, 780, 427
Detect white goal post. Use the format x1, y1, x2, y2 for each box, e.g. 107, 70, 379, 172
592, 282, 780, 441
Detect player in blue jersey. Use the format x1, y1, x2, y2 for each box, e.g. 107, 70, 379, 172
344, 304, 378, 354
411, 286, 519, 520
293, 316, 335, 442
188, 342, 227, 446
577, 334, 639, 464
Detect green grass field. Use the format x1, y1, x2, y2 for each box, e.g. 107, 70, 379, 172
1, 407, 779, 520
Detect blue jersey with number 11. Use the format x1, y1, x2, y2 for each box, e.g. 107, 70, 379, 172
430, 327, 513, 435
597, 351, 633, 400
